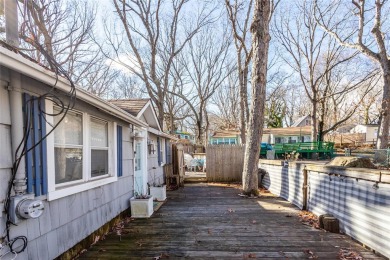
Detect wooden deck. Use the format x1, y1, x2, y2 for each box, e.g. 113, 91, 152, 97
78, 184, 384, 259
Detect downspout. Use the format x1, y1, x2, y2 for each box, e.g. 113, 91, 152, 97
8, 72, 27, 195
6, 0, 27, 195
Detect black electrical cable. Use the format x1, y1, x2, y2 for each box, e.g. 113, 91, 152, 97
2, 0, 79, 253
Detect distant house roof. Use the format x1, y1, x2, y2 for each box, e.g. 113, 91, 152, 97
110, 99, 150, 117
268, 126, 312, 136
109, 99, 175, 140
335, 124, 357, 133
291, 115, 311, 127
211, 130, 240, 138
356, 124, 379, 127
175, 130, 194, 136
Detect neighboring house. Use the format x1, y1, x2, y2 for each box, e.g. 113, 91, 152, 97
209, 130, 240, 145
335, 124, 357, 134
175, 130, 195, 144
111, 99, 176, 188
291, 115, 312, 127
269, 126, 312, 144
209, 117, 313, 146
0, 45, 172, 259
350, 124, 379, 143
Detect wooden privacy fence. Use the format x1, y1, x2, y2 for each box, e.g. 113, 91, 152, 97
206, 145, 245, 182
165, 143, 185, 187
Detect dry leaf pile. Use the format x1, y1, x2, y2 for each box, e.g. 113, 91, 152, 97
298, 210, 319, 229
303, 249, 318, 259
338, 248, 363, 260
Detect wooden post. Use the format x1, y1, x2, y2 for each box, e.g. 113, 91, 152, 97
302, 167, 308, 210
319, 214, 334, 229
323, 217, 340, 233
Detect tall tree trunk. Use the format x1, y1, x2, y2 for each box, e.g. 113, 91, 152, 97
204, 109, 210, 147
238, 54, 247, 144
155, 97, 164, 129
169, 114, 175, 134
364, 107, 369, 125
377, 70, 390, 149
243, 66, 250, 123
311, 99, 317, 142
242, 0, 270, 196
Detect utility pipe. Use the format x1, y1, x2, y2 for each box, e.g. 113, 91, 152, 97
6, 0, 27, 194
9, 71, 27, 195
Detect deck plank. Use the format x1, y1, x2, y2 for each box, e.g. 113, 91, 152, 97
78, 183, 384, 259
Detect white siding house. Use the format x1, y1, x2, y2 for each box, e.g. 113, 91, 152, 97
0, 45, 170, 259
110, 99, 176, 189
350, 124, 379, 143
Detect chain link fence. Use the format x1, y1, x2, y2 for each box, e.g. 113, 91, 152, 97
373, 149, 390, 166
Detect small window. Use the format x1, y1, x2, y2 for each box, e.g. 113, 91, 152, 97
90, 118, 109, 178
159, 138, 165, 165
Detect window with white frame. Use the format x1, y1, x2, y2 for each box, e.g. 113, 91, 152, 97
54, 108, 83, 184
53, 107, 113, 186
90, 118, 109, 178
159, 138, 165, 165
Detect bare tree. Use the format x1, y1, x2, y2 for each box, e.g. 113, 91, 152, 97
76, 58, 119, 98
314, 0, 390, 148
355, 83, 382, 125
225, 0, 253, 144
265, 69, 290, 128
242, 0, 275, 196
273, 0, 375, 142
18, 0, 97, 82
107, 0, 217, 128
164, 59, 192, 134
282, 84, 311, 127
169, 26, 233, 146
211, 72, 240, 129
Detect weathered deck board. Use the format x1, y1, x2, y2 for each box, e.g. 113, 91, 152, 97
78, 184, 384, 259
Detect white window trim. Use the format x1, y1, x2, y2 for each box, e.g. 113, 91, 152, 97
46, 101, 118, 201
89, 116, 111, 180
160, 138, 165, 165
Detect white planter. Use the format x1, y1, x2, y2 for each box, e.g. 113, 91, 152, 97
149, 185, 167, 201
130, 196, 153, 218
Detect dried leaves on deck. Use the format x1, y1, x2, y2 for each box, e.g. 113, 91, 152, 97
299, 210, 319, 229
338, 248, 363, 260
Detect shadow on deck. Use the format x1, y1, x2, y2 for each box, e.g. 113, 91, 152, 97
78, 184, 384, 259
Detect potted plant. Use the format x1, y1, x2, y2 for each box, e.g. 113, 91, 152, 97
149, 184, 167, 201
130, 192, 153, 218
148, 172, 167, 201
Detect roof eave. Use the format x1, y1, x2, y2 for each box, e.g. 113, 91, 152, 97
0, 47, 147, 127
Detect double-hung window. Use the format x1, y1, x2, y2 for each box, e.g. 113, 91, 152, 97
48, 106, 117, 200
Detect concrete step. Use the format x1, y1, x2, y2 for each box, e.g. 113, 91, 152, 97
184, 172, 207, 183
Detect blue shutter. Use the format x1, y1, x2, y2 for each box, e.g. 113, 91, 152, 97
117, 125, 123, 177
23, 94, 47, 196
165, 139, 169, 164
157, 137, 161, 165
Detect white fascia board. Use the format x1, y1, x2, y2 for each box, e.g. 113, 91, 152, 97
147, 126, 178, 140
0, 47, 147, 128
147, 127, 161, 136
137, 100, 162, 131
